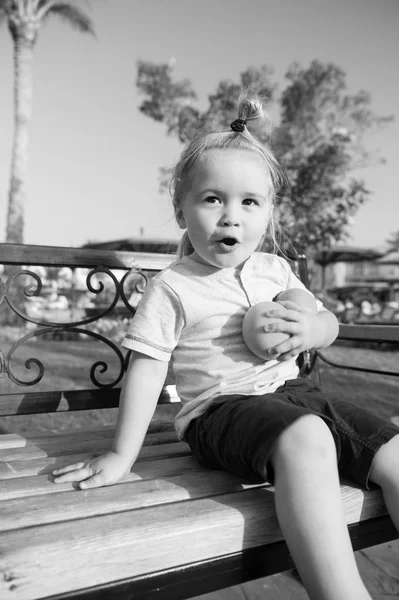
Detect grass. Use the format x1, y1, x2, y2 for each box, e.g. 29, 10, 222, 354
1, 334, 398, 433
1, 337, 123, 392
0, 335, 123, 433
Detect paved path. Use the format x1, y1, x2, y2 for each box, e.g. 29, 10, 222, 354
192, 540, 399, 599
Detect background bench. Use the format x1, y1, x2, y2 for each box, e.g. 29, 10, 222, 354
0, 243, 398, 600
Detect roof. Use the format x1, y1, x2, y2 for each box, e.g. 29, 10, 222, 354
376, 251, 399, 265
315, 246, 384, 265
83, 237, 180, 254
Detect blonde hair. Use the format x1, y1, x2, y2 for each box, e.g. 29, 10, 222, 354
171, 94, 286, 258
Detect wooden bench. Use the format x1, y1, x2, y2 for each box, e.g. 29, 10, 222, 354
0, 243, 398, 600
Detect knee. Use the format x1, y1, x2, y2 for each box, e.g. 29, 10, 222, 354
370, 434, 399, 488
272, 414, 336, 470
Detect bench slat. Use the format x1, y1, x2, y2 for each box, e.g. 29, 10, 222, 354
0, 467, 388, 535
0, 430, 179, 462
339, 324, 399, 343
0, 426, 117, 449
0, 386, 180, 417
0, 442, 191, 480
0, 243, 176, 271
0, 455, 203, 500
0, 425, 176, 449
0, 390, 121, 416
0, 485, 389, 600
0, 470, 264, 532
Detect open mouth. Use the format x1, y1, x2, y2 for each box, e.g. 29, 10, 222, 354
219, 237, 238, 246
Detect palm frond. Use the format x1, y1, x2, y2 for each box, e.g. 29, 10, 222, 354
0, 0, 13, 23
39, 1, 94, 34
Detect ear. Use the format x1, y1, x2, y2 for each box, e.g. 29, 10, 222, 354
175, 208, 186, 229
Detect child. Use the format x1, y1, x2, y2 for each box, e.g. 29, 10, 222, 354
53, 95, 399, 600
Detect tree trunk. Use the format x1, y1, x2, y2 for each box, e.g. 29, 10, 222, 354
6, 33, 35, 244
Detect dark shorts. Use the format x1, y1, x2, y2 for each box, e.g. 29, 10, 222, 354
184, 378, 399, 489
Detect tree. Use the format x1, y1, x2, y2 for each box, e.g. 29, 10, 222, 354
0, 0, 94, 244
136, 59, 393, 254
273, 61, 392, 251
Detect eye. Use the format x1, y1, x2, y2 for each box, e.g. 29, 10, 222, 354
242, 198, 259, 206
204, 196, 221, 204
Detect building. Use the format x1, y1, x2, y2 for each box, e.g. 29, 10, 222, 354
315, 247, 399, 304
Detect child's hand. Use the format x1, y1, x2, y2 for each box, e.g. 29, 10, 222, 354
263, 300, 318, 361
52, 451, 131, 489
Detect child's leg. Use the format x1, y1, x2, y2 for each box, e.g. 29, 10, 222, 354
369, 433, 399, 529
272, 414, 371, 600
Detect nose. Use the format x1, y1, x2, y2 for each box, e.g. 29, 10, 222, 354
221, 204, 240, 227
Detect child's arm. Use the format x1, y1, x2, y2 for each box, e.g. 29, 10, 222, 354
52, 353, 169, 489
263, 301, 339, 361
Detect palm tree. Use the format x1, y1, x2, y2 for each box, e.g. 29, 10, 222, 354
0, 1, 94, 243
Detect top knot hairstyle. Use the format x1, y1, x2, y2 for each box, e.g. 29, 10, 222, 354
172, 94, 285, 257
229, 96, 266, 133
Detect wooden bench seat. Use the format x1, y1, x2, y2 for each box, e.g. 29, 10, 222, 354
0, 423, 398, 600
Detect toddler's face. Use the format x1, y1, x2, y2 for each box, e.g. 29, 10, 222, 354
176, 149, 273, 269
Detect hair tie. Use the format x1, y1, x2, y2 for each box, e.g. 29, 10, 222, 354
230, 118, 246, 133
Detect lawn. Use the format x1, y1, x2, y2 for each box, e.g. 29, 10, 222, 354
1, 334, 398, 433
0, 335, 123, 433
1, 336, 124, 392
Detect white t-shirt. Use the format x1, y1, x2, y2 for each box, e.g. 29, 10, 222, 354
122, 252, 322, 439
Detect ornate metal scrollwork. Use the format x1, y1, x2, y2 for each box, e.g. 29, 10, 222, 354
4, 328, 45, 386
119, 267, 148, 312
3, 267, 122, 328
5, 327, 126, 387
0, 263, 149, 389
0, 348, 6, 380
0, 274, 6, 307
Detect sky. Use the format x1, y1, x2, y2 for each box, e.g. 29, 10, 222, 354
0, 0, 398, 250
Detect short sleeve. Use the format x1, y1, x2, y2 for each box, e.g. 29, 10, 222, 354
121, 278, 184, 361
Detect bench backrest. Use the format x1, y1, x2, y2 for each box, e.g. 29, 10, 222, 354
0, 243, 178, 417
0, 243, 308, 418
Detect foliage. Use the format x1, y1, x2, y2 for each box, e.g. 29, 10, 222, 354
136, 59, 393, 254
137, 59, 198, 143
